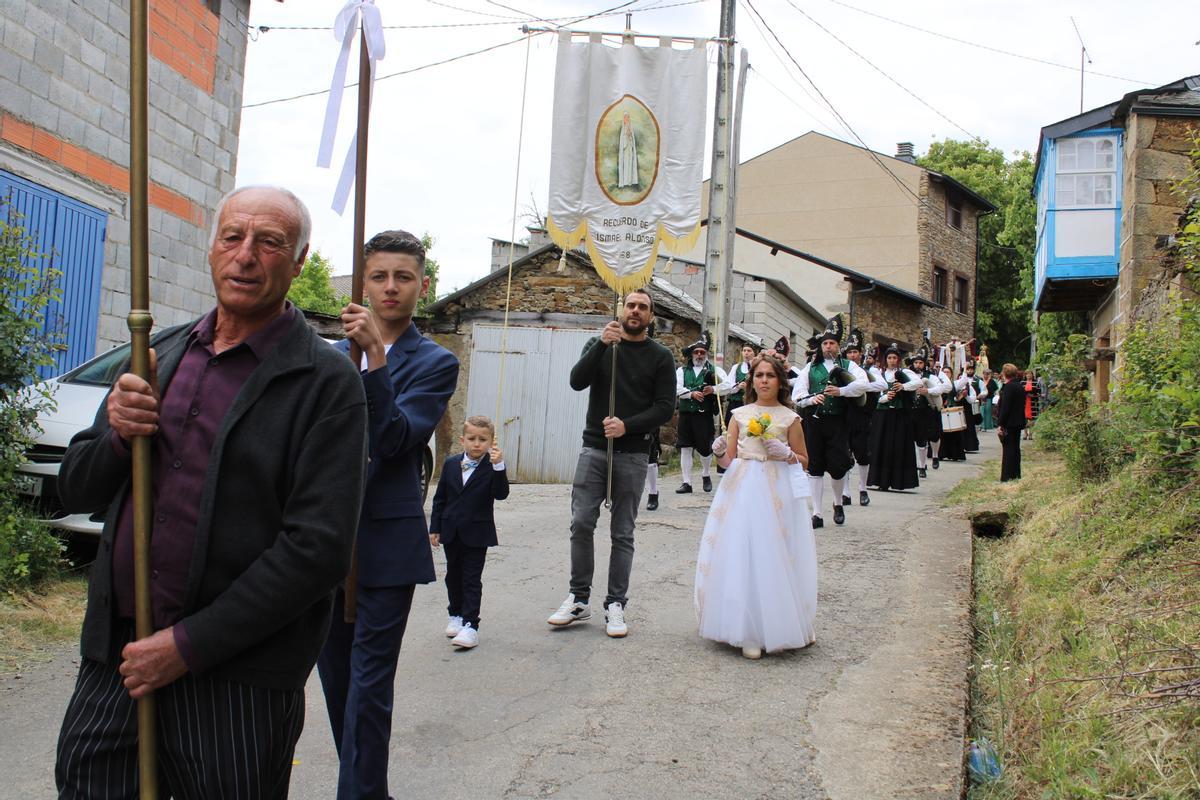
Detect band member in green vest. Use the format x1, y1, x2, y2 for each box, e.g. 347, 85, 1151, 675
842, 330, 887, 507
909, 341, 952, 478
723, 343, 757, 427
792, 315, 869, 528
867, 343, 923, 491
674, 335, 730, 494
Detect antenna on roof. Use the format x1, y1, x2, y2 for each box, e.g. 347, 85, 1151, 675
1070, 17, 1092, 114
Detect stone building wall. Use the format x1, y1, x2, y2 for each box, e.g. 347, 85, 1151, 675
0, 0, 249, 352
852, 291, 924, 353
1120, 115, 1198, 335
915, 173, 979, 342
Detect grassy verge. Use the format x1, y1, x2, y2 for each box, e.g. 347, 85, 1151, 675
949, 447, 1200, 799
0, 577, 87, 674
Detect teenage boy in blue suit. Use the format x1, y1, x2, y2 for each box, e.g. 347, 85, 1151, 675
429, 415, 510, 649
317, 230, 458, 800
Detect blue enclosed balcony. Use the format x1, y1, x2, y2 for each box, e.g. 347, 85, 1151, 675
1033, 130, 1121, 311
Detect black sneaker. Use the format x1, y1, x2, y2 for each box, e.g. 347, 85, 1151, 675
833, 505, 845, 525
918, 467, 928, 479
932, 458, 940, 470
702, 476, 713, 492
646, 494, 658, 511
841, 494, 851, 506
675, 483, 693, 494
812, 515, 824, 529
859, 490, 870, 506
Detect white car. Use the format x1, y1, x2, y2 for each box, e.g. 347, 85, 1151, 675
17, 341, 436, 538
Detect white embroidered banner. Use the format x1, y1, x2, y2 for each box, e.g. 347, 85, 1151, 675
546, 33, 708, 294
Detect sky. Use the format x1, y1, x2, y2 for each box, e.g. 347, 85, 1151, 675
236, 0, 1199, 295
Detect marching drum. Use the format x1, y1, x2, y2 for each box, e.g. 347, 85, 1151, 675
941, 407, 967, 432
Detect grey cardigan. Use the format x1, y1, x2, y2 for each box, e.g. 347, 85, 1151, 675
60, 312, 368, 689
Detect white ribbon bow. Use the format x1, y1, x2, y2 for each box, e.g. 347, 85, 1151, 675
316, 0, 386, 215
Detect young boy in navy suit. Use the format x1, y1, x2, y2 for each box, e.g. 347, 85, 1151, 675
430, 415, 510, 649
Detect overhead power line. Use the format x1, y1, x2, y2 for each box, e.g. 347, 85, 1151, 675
822, 0, 1153, 86
741, 0, 927, 209
782, 0, 980, 140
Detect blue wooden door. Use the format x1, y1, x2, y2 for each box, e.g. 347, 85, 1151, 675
0, 170, 107, 378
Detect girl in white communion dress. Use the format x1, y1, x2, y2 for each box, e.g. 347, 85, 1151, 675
694, 354, 818, 660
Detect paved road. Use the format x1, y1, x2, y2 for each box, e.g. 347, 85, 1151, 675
2, 434, 997, 799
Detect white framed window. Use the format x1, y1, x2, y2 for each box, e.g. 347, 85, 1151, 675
1055, 136, 1117, 208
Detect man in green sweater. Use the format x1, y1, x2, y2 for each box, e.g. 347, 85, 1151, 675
547, 288, 676, 638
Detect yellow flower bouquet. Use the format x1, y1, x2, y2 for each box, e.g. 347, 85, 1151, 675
745, 412, 772, 438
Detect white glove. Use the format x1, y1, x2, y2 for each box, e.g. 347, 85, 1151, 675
764, 438, 793, 461
711, 435, 728, 457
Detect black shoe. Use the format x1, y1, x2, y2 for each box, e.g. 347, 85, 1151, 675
932, 458, 940, 470
716, 466, 726, 474
833, 505, 845, 525
812, 515, 824, 529
646, 494, 658, 511
918, 467, 927, 479
675, 483, 693, 494
702, 476, 713, 492
842, 494, 851, 506
859, 491, 870, 506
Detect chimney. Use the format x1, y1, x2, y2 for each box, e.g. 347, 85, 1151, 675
895, 142, 915, 164
526, 224, 549, 248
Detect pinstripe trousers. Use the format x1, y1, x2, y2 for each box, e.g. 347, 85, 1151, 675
56, 621, 305, 800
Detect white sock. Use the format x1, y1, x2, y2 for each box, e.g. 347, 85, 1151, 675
681, 448, 693, 484
810, 475, 824, 516
916, 445, 927, 468
646, 463, 658, 494
858, 463, 869, 492
831, 477, 846, 505
700, 454, 712, 477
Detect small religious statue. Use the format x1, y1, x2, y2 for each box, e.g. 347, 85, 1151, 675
617, 112, 639, 188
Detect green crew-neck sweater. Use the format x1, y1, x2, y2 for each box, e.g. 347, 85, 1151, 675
570, 336, 677, 452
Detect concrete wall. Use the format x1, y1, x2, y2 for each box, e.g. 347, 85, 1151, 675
0, 0, 250, 353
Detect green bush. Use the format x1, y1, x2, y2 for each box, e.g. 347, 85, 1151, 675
0, 200, 67, 591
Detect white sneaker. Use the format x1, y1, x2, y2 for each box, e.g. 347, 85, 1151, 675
547, 593, 591, 626
445, 615, 464, 638
605, 602, 628, 638
451, 623, 478, 649
742, 645, 763, 660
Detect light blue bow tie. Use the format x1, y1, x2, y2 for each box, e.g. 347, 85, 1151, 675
462, 458, 480, 471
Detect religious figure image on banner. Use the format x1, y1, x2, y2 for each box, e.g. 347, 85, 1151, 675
546, 33, 708, 294
601, 100, 657, 201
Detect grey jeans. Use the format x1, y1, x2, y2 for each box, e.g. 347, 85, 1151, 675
569, 447, 649, 608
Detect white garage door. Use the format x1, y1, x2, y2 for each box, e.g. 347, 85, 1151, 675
465, 324, 598, 483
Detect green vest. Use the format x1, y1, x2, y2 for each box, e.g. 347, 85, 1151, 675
876, 369, 913, 410
810, 360, 850, 415
679, 363, 715, 414
729, 362, 749, 403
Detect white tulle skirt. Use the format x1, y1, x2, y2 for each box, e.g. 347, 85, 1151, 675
694, 457, 818, 652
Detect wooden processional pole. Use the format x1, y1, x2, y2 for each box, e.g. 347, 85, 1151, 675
127, 2, 158, 797
343, 22, 373, 623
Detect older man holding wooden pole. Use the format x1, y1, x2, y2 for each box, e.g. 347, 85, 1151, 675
53, 185, 368, 798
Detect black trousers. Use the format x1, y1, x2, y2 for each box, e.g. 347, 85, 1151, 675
1000, 431, 1022, 481
444, 538, 489, 629
803, 412, 853, 480
677, 410, 715, 455
56, 620, 304, 800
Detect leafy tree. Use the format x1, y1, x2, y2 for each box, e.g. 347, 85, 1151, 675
418, 233, 439, 314
287, 249, 344, 315
917, 140, 1080, 368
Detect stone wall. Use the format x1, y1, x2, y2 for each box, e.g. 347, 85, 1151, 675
0, 0, 249, 352
915, 173, 979, 342
852, 290, 924, 353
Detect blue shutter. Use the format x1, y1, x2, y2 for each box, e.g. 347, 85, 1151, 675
0, 170, 107, 378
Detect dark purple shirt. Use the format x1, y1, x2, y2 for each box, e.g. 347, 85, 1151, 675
111, 304, 298, 669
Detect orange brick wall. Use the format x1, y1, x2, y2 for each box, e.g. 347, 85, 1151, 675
150, 0, 219, 94
1, 112, 204, 227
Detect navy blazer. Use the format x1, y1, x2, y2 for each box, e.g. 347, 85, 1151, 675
429, 453, 510, 548
337, 323, 459, 587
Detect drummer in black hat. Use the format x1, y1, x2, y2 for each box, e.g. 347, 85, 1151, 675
842, 329, 887, 507
674, 334, 730, 494
793, 315, 869, 528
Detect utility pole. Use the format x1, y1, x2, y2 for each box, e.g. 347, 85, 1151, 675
702, 0, 736, 357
